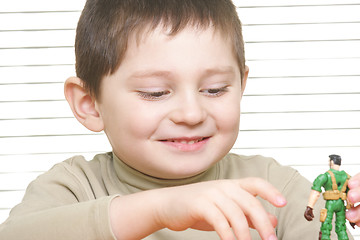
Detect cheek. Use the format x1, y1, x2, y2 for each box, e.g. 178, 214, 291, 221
124, 103, 164, 138
214, 100, 241, 132
105, 107, 154, 157
223, 111, 240, 138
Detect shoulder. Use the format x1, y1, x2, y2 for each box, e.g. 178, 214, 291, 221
311, 172, 329, 192
41, 152, 112, 182
222, 153, 296, 177
25, 153, 113, 201
221, 153, 304, 192
60, 152, 112, 175
221, 153, 280, 170
339, 170, 351, 178
315, 171, 329, 181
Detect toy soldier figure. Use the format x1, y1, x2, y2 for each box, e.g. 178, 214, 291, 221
304, 154, 355, 240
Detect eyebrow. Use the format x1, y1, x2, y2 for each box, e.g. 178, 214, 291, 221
129, 70, 172, 80
201, 66, 237, 78
128, 66, 237, 81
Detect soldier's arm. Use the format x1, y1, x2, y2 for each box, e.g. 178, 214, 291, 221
307, 190, 321, 208
304, 173, 325, 221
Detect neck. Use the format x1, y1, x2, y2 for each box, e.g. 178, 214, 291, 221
331, 165, 340, 171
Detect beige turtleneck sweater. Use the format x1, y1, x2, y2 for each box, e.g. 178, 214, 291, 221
0, 152, 351, 239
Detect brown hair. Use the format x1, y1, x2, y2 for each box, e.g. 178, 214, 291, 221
75, 0, 245, 99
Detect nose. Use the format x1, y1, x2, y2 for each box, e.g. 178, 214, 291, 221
169, 93, 207, 126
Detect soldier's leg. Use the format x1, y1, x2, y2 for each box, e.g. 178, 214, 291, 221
321, 201, 334, 240
320, 212, 333, 239
335, 204, 348, 240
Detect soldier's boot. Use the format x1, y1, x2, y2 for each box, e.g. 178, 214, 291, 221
320, 229, 331, 240
320, 222, 332, 240
336, 230, 349, 240
335, 210, 348, 240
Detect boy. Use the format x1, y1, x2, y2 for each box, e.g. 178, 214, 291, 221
0, 0, 359, 239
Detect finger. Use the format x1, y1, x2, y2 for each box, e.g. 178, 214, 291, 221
347, 187, 360, 205
238, 178, 287, 208
247, 213, 278, 229
213, 194, 251, 240
198, 201, 235, 240
232, 211, 252, 240
243, 200, 277, 240
268, 213, 278, 228
349, 173, 360, 189
346, 205, 360, 225
233, 187, 278, 240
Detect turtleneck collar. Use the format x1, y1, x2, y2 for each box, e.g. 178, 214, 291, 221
111, 152, 220, 192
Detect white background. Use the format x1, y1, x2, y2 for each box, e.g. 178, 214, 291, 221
0, 0, 359, 238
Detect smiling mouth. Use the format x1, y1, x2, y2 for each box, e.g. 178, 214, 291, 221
158, 137, 210, 152
160, 137, 209, 144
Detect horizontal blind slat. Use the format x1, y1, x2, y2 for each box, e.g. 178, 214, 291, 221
0, 48, 74, 67
0, 30, 75, 49
242, 94, 360, 113
246, 41, 360, 60
234, 129, 360, 148
0, 101, 72, 119
240, 111, 360, 130
248, 59, 360, 77
0, 12, 80, 31
0, 83, 64, 102
0, 153, 101, 173
0, 0, 85, 12
243, 23, 360, 42
245, 76, 360, 95
0, 134, 111, 155
238, 5, 360, 24
0, 66, 75, 84
233, 0, 360, 7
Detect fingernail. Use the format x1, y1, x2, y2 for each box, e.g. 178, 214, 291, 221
348, 191, 360, 203
276, 196, 287, 206
349, 178, 360, 188
348, 179, 355, 188
346, 209, 355, 218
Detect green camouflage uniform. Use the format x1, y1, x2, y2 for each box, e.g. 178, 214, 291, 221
312, 169, 350, 240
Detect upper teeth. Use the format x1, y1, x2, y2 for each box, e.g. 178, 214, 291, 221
171, 138, 203, 144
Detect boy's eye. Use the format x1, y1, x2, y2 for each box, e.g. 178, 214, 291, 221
200, 86, 229, 97
137, 90, 170, 100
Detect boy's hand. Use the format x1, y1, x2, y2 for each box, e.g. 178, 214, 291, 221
346, 173, 360, 228
155, 178, 286, 240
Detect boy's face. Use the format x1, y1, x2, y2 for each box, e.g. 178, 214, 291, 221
96, 26, 246, 179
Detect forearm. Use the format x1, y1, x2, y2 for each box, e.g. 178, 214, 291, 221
307, 190, 321, 208
110, 190, 164, 240
0, 196, 116, 240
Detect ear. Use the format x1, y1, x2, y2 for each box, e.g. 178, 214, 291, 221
241, 65, 249, 96
64, 77, 104, 132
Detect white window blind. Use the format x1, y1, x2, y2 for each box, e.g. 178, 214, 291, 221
1, 0, 359, 238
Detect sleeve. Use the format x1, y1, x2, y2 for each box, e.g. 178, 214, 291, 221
311, 173, 327, 192
0, 161, 118, 240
